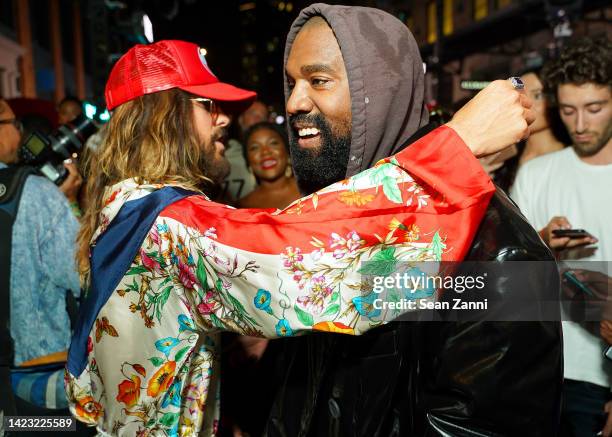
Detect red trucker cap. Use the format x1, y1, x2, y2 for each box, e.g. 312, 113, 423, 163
105, 40, 256, 111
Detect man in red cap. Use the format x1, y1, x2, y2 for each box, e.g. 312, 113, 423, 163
64, 39, 533, 436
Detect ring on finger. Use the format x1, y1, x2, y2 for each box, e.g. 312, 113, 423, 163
508, 76, 524, 90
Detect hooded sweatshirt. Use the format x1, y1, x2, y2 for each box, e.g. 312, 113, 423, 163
283, 3, 429, 180
270, 7, 561, 437
271, 6, 437, 436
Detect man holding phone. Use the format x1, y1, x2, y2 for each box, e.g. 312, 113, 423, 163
511, 37, 612, 437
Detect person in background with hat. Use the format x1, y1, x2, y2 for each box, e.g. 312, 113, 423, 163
64, 39, 533, 436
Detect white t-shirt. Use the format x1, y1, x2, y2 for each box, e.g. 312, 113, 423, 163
223, 139, 257, 201
511, 147, 612, 389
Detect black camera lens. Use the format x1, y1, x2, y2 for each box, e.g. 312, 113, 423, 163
18, 113, 98, 185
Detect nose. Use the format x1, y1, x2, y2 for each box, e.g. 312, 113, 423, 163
575, 111, 586, 133
260, 143, 276, 156
286, 82, 313, 116
215, 110, 231, 128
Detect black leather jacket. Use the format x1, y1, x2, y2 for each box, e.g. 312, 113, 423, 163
265, 189, 563, 437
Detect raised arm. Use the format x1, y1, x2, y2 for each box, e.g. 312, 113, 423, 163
154, 125, 494, 338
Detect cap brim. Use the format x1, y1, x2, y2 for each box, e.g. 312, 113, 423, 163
180, 82, 257, 113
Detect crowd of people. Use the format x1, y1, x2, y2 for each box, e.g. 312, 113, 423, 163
0, 3, 610, 437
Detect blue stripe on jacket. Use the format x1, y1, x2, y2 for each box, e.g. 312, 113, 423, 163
67, 187, 195, 376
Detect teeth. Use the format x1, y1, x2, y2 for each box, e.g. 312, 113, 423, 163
298, 127, 320, 137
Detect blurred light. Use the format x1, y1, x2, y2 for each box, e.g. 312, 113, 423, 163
105, 0, 127, 9
129, 11, 153, 44
240, 2, 256, 12
84, 102, 111, 122
286, 2, 293, 12
278, 2, 285, 11
200, 47, 208, 56
460, 80, 491, 90
275, 115, 285, 124
142, 14, 154, 43
99, 110, 111, 122
84, 103, 97, 120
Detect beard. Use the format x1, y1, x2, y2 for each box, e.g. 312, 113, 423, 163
289, 113, 351, 195
201, 126, 230, 186
572, 120, 612, 157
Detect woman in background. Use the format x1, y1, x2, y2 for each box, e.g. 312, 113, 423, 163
518, 68, 566, 164
238, 122, 300, 209
482, 67, 567, 191
224, 122, 300, 436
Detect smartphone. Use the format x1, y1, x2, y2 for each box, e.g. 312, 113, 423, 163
604, 345, 612, 361
552, 228, 594, 239
562, 270, 594, 297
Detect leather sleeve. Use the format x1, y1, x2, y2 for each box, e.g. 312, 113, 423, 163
414, 190, 563, 436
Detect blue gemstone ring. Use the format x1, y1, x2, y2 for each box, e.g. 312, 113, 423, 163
508, 76, 525, 90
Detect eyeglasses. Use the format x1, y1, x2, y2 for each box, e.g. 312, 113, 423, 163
190, 97, 218, 117
0, 118, 23, 133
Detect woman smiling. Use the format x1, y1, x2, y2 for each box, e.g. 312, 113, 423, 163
238, 122, 301, 209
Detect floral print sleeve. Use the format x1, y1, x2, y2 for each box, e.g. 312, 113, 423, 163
66, 126, 494, 436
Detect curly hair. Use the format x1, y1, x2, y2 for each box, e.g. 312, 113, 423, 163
542, 36, 612, 100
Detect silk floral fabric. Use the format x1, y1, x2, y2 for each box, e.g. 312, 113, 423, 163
65, 127, 494, 436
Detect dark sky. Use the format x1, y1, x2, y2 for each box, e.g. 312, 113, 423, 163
144, 1, 246, 87
140, 0, 369, 105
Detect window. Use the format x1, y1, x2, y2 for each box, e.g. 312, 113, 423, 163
473, 0, 488, 21
443, 0, 453, 36
427, 1, 437, 43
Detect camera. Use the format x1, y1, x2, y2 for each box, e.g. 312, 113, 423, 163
19, 113, 97, 185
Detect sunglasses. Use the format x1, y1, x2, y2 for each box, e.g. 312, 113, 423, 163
190, 98, 218, 117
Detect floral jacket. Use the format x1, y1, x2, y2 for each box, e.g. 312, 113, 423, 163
65, 126, 494, 436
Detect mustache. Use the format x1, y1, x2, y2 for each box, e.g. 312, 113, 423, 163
212, 127, 228, 142
289, 113, 326, 130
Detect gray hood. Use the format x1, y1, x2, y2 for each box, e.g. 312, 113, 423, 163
283, 3, 428, 178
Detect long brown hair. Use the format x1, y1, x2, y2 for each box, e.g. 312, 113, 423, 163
77, 88, 210, 279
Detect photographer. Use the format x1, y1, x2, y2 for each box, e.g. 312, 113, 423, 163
0, 97, 82, 415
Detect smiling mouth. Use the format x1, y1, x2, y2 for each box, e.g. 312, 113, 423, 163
294, 126, 321, 149
297, 127, 320, 138
260, 158, 278, 170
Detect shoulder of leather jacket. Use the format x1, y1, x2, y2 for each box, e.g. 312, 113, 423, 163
466, 187, 554, 262
262, 187, 563, 437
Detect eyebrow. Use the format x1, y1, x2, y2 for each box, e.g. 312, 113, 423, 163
301, 64, 335, 75
560, 100, 608, 108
